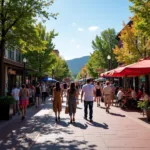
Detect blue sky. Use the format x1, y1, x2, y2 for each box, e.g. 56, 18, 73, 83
45, 0, 132, 60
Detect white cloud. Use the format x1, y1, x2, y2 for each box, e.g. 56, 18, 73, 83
76, 45, 80, 49
88, 26, 99, 31
77, 27, 84, 32
70, 39, 75, 43
72, 22, 77, 27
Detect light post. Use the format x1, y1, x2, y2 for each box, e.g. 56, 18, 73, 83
52, 67, 54, 82
23, 58, 27, 84
107, 55, 111, 71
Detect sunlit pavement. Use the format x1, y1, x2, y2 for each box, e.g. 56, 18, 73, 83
0, 97, 150, 150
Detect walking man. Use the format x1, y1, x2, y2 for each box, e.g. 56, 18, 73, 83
103, 81, 112, 113
81, 78, 95, 122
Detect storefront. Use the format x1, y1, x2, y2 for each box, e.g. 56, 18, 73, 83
4, 58, 24, 95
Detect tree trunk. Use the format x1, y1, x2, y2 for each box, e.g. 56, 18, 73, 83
0, 40, 5, 96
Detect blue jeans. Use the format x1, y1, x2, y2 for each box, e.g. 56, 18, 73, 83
84, 101, 93, 120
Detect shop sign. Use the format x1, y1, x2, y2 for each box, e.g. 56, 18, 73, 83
8, 69, 16, 75
96, 68, 104, 73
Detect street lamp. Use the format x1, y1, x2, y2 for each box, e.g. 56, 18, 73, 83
23, 58, 27, 84
52, 67, 54, 82
107, 55, 111, 70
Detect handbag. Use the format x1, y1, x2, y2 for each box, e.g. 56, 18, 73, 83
65, 106, 69, 114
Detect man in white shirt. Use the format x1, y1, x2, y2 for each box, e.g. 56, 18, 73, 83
11, 85, 20, 115
81, 78, 95, 122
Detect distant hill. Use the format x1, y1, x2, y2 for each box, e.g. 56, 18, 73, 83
67, 56, 90, 76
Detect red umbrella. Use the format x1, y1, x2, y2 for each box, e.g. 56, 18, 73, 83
112, 58, 150, 77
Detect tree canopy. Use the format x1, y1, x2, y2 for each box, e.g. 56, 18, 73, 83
113, 18, 150, 65
87, 28, 118, 78
25, 23, 58, 78
129, 0, 150, 36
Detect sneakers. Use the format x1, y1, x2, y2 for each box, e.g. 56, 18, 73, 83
90, 119, 93, 123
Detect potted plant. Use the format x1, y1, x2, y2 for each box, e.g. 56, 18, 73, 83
0, 96, 15, 120
138, 100, 150, 121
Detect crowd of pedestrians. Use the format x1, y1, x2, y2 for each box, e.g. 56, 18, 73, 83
11, 78, 150, 122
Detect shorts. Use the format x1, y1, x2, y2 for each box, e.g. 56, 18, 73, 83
19, 99, 29, 108
35, 94, 40, 97
104, 95, 111, 104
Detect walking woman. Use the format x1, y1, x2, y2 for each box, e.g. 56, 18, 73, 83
95, 81, 102, 107
53, 82, 63, 122
67, 82, 78, 123
19, 84, 29, 120
35, 83, 41, 108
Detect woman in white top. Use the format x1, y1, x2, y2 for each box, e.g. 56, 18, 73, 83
11, 85, 20, 115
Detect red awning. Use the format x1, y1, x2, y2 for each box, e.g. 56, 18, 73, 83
101, 57, 150, 77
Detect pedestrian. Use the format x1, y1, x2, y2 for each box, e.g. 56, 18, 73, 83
103, 81, 112, 113
41, 82, 47, 103
67, 82, 78, 123
63, 82, 67, 97
11, 85, 20, 115
81, 78, 95, 122
35, 83, 41, 108
19, 84, 29, 120
52, 82, 63, 122
95, 81, 102, 107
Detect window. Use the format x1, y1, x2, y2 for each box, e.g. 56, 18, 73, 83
16, 50, 22, 62
8, 49, 14, 60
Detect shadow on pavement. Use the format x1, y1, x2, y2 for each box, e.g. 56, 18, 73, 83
139, 118, 150, 124
109, 112, 126, 117
72, 122, 88, 129
31, 137, 97, 150
86, 121, 109, 129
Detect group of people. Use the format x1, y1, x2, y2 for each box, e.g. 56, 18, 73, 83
52, 79, 116, 123
11, 78, 150, 122
116, 86, 150, 109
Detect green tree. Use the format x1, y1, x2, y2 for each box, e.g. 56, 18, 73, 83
52, 57, 72, 81
129, 0, 150, 36
87, 28, 118, 77
0, 0, 57, 95
25, 23, 58, 78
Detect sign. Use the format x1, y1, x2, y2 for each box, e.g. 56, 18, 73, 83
8, 69, 16, 75
96, 68, 104, 73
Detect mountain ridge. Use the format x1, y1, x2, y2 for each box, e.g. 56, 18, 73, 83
66, 56, 90, 76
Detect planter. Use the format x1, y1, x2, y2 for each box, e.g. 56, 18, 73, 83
146, 109, 150, 121
0, 104, 13, 120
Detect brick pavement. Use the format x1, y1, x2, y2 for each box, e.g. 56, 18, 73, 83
0, 98, 150, 150
30, 99, 150, 150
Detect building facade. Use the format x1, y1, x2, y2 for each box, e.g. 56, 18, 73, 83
3, 49, 24, 94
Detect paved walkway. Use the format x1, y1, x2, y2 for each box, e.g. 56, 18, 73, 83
0, 98, 150, 150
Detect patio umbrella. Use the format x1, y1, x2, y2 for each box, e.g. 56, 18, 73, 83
42, 77, 57, 82
110, 57, 150, 77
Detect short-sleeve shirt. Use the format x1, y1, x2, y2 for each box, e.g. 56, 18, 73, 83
12, 88, 20, 101
117, 90, 124, 100
82, 84, 95, 101
103, 86, 112, 95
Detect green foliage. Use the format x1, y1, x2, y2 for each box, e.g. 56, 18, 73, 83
138, 100, 150, 110
52, 57, 72, 81
0, 0, 58, 51
129, 0, 150, 36
0, 96, 15, 105
25, 23, 58, 78
87, 28, 118, 77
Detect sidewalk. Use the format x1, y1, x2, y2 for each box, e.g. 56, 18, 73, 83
0, 98, 150, 150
